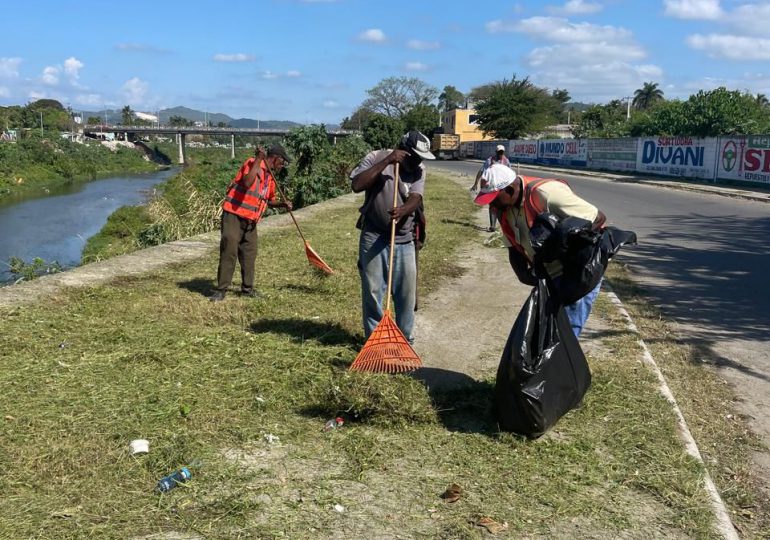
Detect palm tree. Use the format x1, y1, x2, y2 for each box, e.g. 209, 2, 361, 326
632, 82, 664, 110
121, 105, 134, 125
756, 93, 769, 108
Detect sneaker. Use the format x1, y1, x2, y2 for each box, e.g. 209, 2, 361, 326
240, 289, 264, 299
209, 290, 226, 302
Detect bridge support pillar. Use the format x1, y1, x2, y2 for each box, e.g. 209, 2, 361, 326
178, 133, 186, 165
231, 134, 235, 159
333, 136, 337, 145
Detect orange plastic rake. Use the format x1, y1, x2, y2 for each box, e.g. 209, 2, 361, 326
266, 163, 334, 275
350, 163, 422, 374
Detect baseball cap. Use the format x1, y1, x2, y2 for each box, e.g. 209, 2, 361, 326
474, 163, 518, 205
400, 131, 436, 160
496, 144, 506, 152
267, 144, 291, 163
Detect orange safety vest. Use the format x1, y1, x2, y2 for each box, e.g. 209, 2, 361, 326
222, 158, 274, 222
498, 176, 569, 259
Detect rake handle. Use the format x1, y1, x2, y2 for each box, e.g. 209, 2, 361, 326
385, 162, 399, 313
264, 161, 307, 245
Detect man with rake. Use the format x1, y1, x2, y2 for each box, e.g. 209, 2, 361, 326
350, 131, 435, 343
209, 145, 293, 302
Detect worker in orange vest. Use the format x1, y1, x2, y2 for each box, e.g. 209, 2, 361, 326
209, 145, 292, 302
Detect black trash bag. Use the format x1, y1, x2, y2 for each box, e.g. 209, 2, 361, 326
558, 225, 637, 305
531, 212, 637, 305
494, 280, 591, 438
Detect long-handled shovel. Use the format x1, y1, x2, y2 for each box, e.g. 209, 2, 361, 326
264, 162, 334, 275
350, 162, 422, 374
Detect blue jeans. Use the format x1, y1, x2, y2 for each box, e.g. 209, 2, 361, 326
358, 231, 417, 342
564, 279, 602, 337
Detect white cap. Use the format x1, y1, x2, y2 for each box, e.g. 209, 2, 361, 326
496, 144, 506, 152
474, 163, 518, 205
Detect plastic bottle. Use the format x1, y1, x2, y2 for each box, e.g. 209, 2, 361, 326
157, 467, 191, 493
323, 417, 344, 432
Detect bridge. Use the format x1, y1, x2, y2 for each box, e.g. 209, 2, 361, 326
82, 125, 359, 164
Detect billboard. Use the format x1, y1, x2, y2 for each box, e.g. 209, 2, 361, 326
587, 138, 637, 171
716, 135, 770, 184
537, 138, 587, 167
636, 136, 717, 179
508, 140, 538, 163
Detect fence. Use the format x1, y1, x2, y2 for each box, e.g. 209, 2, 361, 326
459, 135, 770, 185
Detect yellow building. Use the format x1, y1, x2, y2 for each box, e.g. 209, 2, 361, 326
440, 108, 495, 143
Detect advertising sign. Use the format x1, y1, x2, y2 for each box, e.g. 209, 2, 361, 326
508, 140, 538, 163
587, 138, 637, 171
537, 139, 587, 167
636, 136, 716, 179
716, 135, 770, 184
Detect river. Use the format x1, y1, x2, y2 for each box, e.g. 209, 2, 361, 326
0, 168, 178, 282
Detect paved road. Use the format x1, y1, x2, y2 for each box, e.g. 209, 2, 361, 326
429, 160, 770, 462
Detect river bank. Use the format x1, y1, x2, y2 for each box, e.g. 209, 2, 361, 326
0, 135, 169, 200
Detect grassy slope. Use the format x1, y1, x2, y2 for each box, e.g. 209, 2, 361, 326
1, 172, 757, 538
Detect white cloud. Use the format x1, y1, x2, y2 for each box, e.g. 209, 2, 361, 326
121, 77, 149, 104
489, 15, 660, 101
508, 16, 633, 43
0, 86, 9, 98
729, 3, 770, 37
213, 53, 256, 62
407, 39, 441, 50
687, 33, 770, 60
0, 57, 22, 78
323, 100, 339, 108
42, 66, 60, 86
28, 90, 46, 100
404, 61, 429, 71
261, 70, 301, 80
63, 57, 84, 80
75, 94, 103, 106
116, 43, 170, 54
663, 0, 724, 20
357, 28, 387, 43
547, 0, 603, 15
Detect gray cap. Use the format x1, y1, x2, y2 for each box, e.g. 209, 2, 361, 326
400, 130, 435, 160
267, 144, 291, 163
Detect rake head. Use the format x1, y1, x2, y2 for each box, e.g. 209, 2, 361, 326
304, 242, 334, 275
350, 310, 422, 373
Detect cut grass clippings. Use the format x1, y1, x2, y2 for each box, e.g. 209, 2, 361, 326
0, 172, 741, 538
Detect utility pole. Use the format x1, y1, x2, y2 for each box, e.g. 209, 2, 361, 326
39, 111, 43, 137
624, 97, 632, 120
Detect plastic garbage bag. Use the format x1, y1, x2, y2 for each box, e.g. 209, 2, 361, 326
494, 280, 591, 437
530, 213, 637, 305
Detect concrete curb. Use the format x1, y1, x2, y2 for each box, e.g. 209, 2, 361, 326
605, 289, 740, 540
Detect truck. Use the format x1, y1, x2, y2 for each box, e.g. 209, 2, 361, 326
430, 133, 461, 160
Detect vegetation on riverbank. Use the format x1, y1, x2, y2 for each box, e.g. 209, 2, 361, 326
82, 128, 371, 264
0, 132, 162, 199
1, 172, 750, 538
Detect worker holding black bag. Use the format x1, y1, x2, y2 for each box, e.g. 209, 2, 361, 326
474, 164, 635, 437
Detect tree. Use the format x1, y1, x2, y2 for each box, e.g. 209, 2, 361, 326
121, 105, 134, 125
341, 106, 375, 130
362, 113, 405, 149
572, 100, 632, 138
438, 85, 465, 112
756, 93, 769, 109
473, 75, 557, 139
362, 77, 438, 117
402, 104, 439, 136
87, 116, 102, 125
632, 82, 664, 111
283, 124, 331, 176
169, 115, 193, 127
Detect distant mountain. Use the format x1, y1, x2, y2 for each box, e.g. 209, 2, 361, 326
79, 105, 305, 129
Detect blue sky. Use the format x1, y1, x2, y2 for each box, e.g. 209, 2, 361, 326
1, 0, 768, 123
